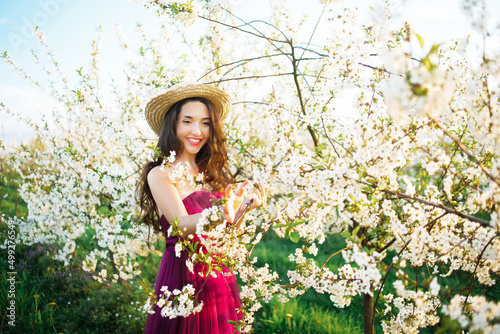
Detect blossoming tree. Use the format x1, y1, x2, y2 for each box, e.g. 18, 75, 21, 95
3, 0, 500, 333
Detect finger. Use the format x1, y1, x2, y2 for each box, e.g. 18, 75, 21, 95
256, 185, 266, 206
249, 197, 259, 210
235, 179, 249, 197
254, 186, 264, 201
225, 184, 233, 198
220, 210, 232, 224
253, 190, 261, 202
259, 184, 266, 195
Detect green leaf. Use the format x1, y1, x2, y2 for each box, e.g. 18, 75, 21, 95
290, 219, 306, 227
352, 225, 361, 237
410, 82, 429, 96
339, 231, 351, 239
429, 44, 440, 54
416, 34, 424, 48
289, 231, 300, 243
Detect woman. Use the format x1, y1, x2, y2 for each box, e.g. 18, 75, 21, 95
137, 82, 266, 333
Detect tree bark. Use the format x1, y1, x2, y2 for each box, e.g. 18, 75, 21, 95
364, 292, 375, 334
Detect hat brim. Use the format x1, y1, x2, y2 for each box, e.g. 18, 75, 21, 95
145, 82, 231, 136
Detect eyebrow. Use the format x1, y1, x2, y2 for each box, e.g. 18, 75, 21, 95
181, 115, 211, 120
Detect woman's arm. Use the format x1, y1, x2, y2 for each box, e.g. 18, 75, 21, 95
147, 166, 202, 237
147, 166, 248, 236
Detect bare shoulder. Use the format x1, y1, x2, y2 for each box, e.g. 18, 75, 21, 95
147, 165, 173, 187
147, 165, 186, 219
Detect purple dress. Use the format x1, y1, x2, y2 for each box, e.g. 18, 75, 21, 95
144, 190, 242, 334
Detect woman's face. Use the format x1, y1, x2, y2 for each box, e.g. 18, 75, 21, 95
176, 101, 211, 158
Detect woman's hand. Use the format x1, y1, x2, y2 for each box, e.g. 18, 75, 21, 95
234, 183, 267, 224
220, 180, 249, 224
220, 181, 267, 225
246, 184, 267, 211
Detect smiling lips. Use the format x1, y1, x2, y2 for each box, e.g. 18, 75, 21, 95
187, 137, 203, 145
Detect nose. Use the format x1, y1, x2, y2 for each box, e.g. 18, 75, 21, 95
191, 122, 202, 136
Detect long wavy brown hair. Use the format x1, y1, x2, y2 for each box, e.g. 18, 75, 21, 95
136, 97, 233, 234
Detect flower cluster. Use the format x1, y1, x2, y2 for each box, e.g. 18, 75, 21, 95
443, 295, 500, 334
145, 284, 203, 319
380, 279, 441, 334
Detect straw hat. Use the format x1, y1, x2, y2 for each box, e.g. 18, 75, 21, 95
145, 82, 231, 135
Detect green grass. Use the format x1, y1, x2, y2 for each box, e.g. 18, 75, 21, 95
253, 297, 362, 334
0, 173, 28, 218
250, 231, 367, 333
0, 238, 152, 333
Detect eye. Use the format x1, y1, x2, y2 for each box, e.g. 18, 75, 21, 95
182, 120, 191, 124
202, 121, 211, 126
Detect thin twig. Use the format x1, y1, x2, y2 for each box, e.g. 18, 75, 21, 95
198, 15, 288, 43
352, 176, 492, 228
321, 116, 340, 158
429, 115, 500, 188
372, 237, 412, 329
320, 246, 353, 270
290, 41, 319, 147
295, 46, 328, 58
462, 233, 499, 312
297, 0, 328, 66
198, 53, 288, 81
203, 72, 293, 84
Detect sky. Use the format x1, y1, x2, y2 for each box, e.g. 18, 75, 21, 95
1, 0, 499, 143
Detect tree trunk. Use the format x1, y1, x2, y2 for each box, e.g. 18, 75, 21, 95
363, 292, 375, 334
